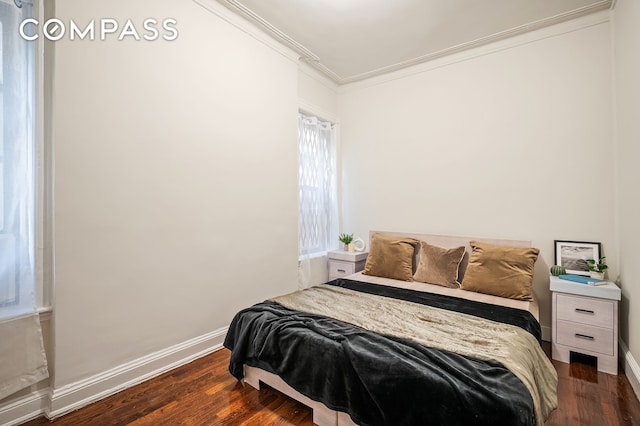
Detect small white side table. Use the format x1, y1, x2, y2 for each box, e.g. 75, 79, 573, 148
327, 250, 368, 280
550, 275, 621, 375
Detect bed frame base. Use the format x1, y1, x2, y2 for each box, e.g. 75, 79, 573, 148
243, 365, 357, 426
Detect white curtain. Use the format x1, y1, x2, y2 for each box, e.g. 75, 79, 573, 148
0, 0, 48, 400
298, 113, 338, 288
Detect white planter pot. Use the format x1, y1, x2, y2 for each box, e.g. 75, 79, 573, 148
589, 271, 605, 280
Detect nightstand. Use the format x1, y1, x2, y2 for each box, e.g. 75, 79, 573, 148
327, 250, 368, 280
550, 275, 621, 375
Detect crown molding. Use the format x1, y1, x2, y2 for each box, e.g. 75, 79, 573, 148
338, 8, 611, 92
298, 61, 339, 94
301, 59, 343, 84
338, 0, 612, 84
215, 0, 611, 85
192, 0, 300, 63
213, 0, 316, 63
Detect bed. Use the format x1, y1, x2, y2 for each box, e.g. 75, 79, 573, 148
224, 232, 558, 426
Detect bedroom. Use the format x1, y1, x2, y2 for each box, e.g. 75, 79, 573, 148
0, 0, 639, 424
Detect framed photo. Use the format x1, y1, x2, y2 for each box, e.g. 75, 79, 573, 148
554, 240, 601, 276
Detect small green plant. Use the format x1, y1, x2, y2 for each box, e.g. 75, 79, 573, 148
338, 233, 354, 245
586, 256, 608, 273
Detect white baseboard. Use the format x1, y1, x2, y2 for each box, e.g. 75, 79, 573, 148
0, 389, 49, 426
46, 326, 228, 419
620, 340, 640, 401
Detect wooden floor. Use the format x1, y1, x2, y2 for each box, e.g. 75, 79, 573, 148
23, 343, 640, 426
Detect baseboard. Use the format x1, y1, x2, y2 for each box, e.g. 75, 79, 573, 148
46, 326, 228, 419
0, 389, 49, 426
620, 340, 640, 401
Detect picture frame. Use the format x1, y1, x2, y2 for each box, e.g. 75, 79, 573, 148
554, 240, 602, 276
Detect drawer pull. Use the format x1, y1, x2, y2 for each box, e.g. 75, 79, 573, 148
575, 333, 594, 340
337, 269, 346, 273
575, 308, 595, 314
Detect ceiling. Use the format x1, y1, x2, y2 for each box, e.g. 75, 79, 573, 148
217, 0, 611, 84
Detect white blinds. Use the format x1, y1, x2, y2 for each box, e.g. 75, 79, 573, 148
298, 113, 338, 258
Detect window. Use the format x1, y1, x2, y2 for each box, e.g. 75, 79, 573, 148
0, 2, 48, 402
0, 19, 4, 232
298, 112, 338, 258
0, 0, 36, 319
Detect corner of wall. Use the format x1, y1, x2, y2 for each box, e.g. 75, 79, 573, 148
620, 340, 640, 401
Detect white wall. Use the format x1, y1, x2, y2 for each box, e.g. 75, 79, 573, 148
298, 63, 339, 122
51, 0, 299, 387
338, 15, 615, 336
614, 0, 640, 390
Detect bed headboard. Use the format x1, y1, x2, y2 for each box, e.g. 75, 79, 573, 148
369, 230, 532, 282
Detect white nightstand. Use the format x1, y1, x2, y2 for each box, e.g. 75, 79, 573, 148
327, 250, 368, 280
550, 275, 621, 375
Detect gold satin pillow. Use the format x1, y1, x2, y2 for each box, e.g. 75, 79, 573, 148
363, 235, 418, 281
461, 241, 539, 301
413, 241, 466, 288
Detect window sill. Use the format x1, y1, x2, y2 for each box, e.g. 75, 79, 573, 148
37, 306, 52, 322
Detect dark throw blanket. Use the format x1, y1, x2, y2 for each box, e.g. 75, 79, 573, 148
224, 279, 550, 426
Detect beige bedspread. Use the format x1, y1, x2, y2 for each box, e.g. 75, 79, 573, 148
271, 284, 558, 425
348, 271, 540, 320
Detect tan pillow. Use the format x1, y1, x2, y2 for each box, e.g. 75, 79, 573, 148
461, 241, 539, 301
413, 242, 466, 288
363, 234, 418, 281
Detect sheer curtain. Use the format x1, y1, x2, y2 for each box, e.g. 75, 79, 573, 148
0, 0, 48, 400
298, 113, 338, 288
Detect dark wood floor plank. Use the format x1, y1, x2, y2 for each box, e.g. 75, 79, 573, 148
21, 343, 639, 425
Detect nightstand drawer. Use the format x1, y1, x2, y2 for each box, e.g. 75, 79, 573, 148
556, 293, 614, 329
556, 320, 614, 356
329, 260, 355, 279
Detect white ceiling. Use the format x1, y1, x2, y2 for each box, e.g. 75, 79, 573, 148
217, 0, 611, 84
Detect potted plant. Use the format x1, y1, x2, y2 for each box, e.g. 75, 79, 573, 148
338, 233, 354, 252
586, 256, 608, 280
